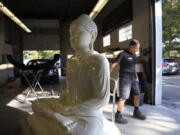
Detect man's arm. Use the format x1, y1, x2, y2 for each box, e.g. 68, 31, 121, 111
110, 62, 118, 73
110, 51, 123, 73
134, 65, 139, 82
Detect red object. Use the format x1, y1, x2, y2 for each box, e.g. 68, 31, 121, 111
162, 64, 167, 67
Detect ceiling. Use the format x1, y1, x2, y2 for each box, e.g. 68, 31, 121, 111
2, 0, 98, 21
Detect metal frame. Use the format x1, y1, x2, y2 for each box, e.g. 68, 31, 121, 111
110, 77, 119, 122
22, 69, 44, 101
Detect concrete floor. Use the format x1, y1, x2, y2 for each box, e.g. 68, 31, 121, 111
104, 104, 180, 135
0, 79, 180, 135
0, 78, 64, 135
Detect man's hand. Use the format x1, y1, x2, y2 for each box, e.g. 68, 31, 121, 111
110, 62, 118, 73
135, 73, 139, 82
135, 77, 139, 82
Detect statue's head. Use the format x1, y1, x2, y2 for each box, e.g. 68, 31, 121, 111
70, 14, 97, 51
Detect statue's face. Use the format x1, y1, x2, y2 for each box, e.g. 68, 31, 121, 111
70, 23, 92, 50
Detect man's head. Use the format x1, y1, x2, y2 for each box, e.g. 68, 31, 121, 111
128, 39, 140, 54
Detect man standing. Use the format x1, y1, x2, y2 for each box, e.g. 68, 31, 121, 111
110, 39, 146, 124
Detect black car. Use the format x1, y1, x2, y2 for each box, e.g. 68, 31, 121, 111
20, 59, 59, 86
162, 58, 179, 75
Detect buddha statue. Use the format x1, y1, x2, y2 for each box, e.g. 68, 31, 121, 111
21, 14, 121, 135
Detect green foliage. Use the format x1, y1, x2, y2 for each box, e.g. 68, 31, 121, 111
23, 51, 39, 59
23, 50, 60, 60
38, 50, 60, 59
163, 0, 180, 57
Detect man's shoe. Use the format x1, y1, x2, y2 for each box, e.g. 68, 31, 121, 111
133, 110, 146, 120
115, 113, 128, 124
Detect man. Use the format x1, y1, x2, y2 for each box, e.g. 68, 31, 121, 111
110, 39, 146, 124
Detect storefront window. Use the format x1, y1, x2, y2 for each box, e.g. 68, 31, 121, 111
103, 34, 110, 47
119, 24, 132, 42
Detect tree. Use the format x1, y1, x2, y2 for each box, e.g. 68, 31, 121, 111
23, 50, 60, 60
162, 0, 180, 57
38, 50, 60, 59
23, 51, 39, 60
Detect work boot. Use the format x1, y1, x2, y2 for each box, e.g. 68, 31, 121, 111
115, 112, 128, 124
133, 109, 146, 120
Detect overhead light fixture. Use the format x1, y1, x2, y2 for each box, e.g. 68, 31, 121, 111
89, 0, 109, 19
0, 2, 31, 33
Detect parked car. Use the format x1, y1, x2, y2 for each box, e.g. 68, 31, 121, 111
162, 58, 179, 75
20, 59, 59, 86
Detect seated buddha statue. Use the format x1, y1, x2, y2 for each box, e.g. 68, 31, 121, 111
21, 14, 121, 135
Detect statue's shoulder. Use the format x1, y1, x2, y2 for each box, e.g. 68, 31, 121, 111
87, 52, 109, 65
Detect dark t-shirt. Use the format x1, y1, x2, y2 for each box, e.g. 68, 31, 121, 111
115, 50, 137, 77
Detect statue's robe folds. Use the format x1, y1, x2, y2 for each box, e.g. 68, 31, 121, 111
21, 52, 121, 135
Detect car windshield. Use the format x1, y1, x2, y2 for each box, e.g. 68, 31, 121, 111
27, 59, 50, 66
163, 58, 176, 63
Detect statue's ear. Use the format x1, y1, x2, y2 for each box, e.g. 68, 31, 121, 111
89, 32, 96, 51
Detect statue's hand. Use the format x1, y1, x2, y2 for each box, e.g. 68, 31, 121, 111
59, 106, 79, 116
56, 104, 74, 115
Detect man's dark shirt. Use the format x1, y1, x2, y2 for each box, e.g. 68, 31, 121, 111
115, 50, 137, 78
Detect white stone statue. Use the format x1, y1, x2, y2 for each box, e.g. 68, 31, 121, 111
21, 14, 121, 135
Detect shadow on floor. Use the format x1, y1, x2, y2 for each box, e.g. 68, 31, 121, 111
0, 105, 28, 135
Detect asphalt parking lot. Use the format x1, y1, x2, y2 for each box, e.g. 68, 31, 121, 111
162, 74, 180, 113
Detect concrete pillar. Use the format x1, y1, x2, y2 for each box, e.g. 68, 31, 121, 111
12, 30, 23, 62
59, 20, 71, 76
94, 22, 103, 52
153, 0, 163, 105
12, 26, 23, 77
132, 0, 156, 104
